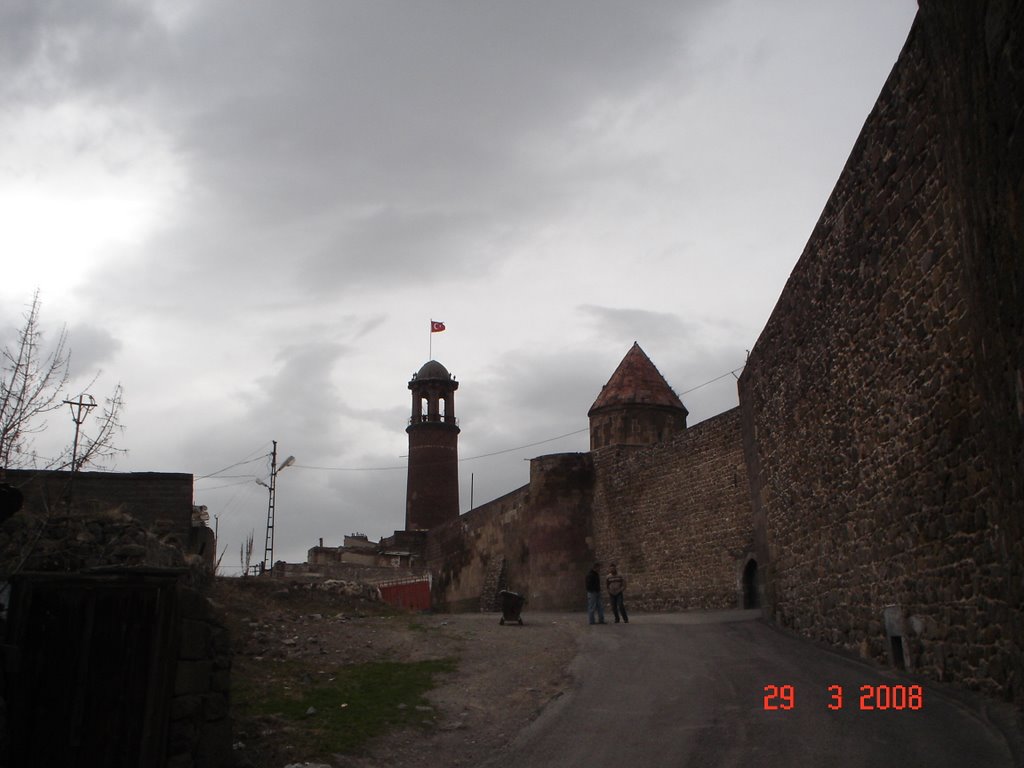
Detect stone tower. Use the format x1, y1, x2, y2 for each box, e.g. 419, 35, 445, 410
588, 342, 688, 450
405, 360, 460, 531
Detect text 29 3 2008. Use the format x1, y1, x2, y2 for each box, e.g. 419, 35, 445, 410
763, 684, 924, 711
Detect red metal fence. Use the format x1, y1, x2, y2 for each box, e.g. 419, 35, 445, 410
377, 576, 432, 611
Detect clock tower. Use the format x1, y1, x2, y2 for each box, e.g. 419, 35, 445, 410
404, 360, 460, 531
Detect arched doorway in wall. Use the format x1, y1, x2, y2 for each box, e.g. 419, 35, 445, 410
742, 558, 759, 609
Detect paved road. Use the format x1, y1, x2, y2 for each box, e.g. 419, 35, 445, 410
480, 610, 1022, 768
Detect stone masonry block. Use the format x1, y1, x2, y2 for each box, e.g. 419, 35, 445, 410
175, 660, 213, 696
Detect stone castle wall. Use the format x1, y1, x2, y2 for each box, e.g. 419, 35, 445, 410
427, 412, 753, 613
426, 454, 594, 611
591, 408, 754, 611
422, 2, 1021, 709
738, 1, 1023, 703
426, 485, 531, 612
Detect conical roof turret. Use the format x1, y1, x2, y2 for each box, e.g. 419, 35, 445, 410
588, 342, 688, 450
588, 342, 686, 414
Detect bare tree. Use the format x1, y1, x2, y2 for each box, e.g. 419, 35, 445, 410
0, 291, 125, 472
215, 544, 229, 576
240, 530, 255, 576
0, 291, 70, 469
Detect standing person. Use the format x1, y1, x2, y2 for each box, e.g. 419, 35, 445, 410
586, 562, 606, 624
606, 562, 629, 623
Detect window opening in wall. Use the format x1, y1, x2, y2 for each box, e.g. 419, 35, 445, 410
890, 636, 906, 670
742, 559, 759, 609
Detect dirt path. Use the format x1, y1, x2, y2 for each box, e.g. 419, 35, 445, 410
215, 579, 585, 768
350, 613, 584, 768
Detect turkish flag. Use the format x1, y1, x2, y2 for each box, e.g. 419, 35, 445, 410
430, 320, 446, 333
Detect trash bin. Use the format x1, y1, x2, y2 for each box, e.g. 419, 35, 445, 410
498, 590, 525, 625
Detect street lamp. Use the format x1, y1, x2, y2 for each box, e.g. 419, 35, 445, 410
261, 441, 295, 574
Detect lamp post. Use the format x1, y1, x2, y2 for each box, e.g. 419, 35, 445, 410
261, 440, 295, 574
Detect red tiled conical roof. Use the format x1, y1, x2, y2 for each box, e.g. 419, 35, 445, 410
588, 342, 686, 415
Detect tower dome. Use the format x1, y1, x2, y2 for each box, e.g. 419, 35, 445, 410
414, 360, 451, 381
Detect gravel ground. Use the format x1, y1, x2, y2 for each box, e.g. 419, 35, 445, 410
213, 579, 585, 768
348, 612, 583, 768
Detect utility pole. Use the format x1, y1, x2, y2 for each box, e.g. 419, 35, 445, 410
261, 441, 296, 574
64, 394, 97, 472
262, 441, 278, 574
63, 393, 96, 506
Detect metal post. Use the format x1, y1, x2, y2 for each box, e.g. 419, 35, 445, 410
263, 440, 278, 573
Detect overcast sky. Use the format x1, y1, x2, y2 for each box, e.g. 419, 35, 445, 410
1, 0, 917, 572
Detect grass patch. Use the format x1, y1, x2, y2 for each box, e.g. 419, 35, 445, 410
234, 657, 456, 757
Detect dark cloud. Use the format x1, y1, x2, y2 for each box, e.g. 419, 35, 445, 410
0, 297, 119, 386
66, 322, 121, 378
17, 1, 714, 306
303, 205, 504, 294
462, 346, 606, 452
0, 0, 168, 103
0, 0, 921, 567
243, 340, 351, 455
578, 304, 694, 348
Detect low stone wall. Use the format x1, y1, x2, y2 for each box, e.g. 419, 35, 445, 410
3, 570, 230, 768
169, 586, 233, 768
273, 560, 421, 588
2, 469, 194, 547
0, 494, 231, 764
0, 506, 190, 579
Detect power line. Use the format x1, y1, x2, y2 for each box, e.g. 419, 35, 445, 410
679, 365, 745, 396
463, 427, 590, 460
196, 443, 272, 479
203, 364, 745, 476
293, 462, 403, 472
203, 479, 264, 522
196, 477, 262, 492
294, 427, 590, 472
196, 473, 262, 481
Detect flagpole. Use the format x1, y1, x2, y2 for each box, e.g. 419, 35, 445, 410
428, 319, 445, 359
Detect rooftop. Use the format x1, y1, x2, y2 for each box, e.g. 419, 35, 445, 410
588, 342, 687, 415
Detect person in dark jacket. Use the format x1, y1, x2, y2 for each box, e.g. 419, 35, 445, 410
586, 562, 606, 624
606, 562, 629, 623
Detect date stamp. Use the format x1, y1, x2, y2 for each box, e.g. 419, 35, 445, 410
763, 684, 923, 711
